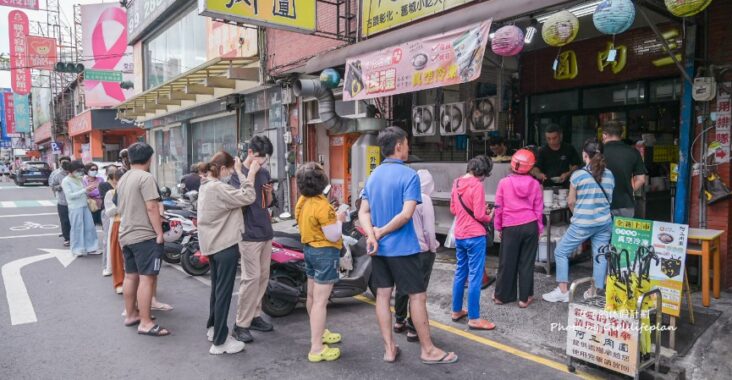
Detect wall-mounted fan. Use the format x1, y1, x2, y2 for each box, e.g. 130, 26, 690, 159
412, 105, 436, 136
439, 102, 466, 136
470, 97, 496, 133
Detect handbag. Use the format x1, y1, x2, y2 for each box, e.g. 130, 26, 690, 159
456, 181, 495, 247
87, 198, 99, 212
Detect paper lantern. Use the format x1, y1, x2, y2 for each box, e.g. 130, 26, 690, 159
491, 25, 525, 56
664, 0, 713, 17
542, 10, 580, 47
320, 68, 341, 89
593, 0, 636, 35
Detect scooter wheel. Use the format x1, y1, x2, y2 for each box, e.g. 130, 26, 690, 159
162, 242, 182, 264
262, 274, 298, 317
180, 247, 210, 276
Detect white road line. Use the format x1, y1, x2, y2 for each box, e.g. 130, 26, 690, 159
0, 233, 61, 240
1, 202, 17, 208
0, 212, 57, 219
165, 262, 211, 287
38, 201, 55, 207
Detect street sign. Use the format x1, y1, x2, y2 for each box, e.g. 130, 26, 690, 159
50, 142, 62, 154
84, 69, 123, 82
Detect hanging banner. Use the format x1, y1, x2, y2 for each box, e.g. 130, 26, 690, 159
8, 10, 31, 96
13, 94, 30, 133
0, 0, 38, 10
198, 0, 316, 33
343, 20, 491, 102
362, 0, 474, 37
3, 93, 16, 134
0, 89, 8, 141
81, 3, 134, 108
31, 87, 52, 131
612, 217, 689, 316
713, 83, 731, 164
26, 36, 58, 70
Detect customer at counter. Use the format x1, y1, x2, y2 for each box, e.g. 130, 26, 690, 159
531, 124, 582, 188
601, 120, 647, 218
488, 136, 515, 162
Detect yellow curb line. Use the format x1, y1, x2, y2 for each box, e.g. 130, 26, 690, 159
353, 294, 601, 380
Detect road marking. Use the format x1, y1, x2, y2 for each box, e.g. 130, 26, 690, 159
1, 201, 17, 208
38, 200, 55, 207
0, 200, 57, 208
0, 212, 57, 219
0, 232, 61, 240
352, 295, 600, 380
9, 222, 58, 231
2, 249, 76, 325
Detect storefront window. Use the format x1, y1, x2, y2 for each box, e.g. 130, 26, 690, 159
650, 78, 682, 103
144, 8, 207, 89
154, 125, 188, 194
191, 115, 237, 164
583, 82, 646, 109
530, 90, 579, 113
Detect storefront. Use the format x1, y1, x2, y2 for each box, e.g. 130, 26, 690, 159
32, 122, 72, 165
68, 109, 144, 163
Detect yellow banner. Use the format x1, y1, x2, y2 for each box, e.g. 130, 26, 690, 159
362, 0, 474, 36
199, 0, 316, 33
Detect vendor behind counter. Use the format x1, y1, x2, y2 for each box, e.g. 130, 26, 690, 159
531, 124, 582, 188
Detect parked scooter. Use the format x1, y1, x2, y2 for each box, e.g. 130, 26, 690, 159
179, 232, 210, 276
162, 212, 197, 264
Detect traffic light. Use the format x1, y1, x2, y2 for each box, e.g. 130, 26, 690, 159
54, 62, 85, 73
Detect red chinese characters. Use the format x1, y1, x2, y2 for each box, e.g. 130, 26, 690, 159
8, 10, 31, 96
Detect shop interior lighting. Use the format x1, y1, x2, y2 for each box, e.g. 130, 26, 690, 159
536, 0, 602, 23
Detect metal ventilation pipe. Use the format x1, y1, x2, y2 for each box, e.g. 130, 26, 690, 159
293, 79, 357, 135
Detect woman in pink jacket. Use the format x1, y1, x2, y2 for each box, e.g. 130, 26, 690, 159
450, 155, 495, 330
493, 149, 543, 308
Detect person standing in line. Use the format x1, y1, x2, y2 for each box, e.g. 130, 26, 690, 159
359, 126, 457, 365
450, 155, 496, 330
198, 151, 257, 354
230, 136, 276, 343
295, 162, 346, 362
105, 168, 126, 294
601, 120, 647, 218
83, 163, 104, 225
493, 150, 543, 308
49, 156, 72, 247
393, 169, 439, 342
61, 160, 99, 256
116, 142, 169, 336
531, 124, 582, 187
542, 140, 614, 303
100, 165, 119, 276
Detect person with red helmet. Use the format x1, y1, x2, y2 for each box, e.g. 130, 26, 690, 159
493, 149, 544, 308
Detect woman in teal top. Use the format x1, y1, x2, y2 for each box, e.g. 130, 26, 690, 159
61, 160, 99, 256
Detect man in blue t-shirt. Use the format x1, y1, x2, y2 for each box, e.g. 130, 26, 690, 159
359, 127, 457, 365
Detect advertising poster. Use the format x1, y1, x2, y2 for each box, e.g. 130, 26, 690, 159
199, 0, 316, 33
0, 0, 39, 10
81, 3, 134, 107
612, 217, 688, 316
31, 88, 51, 131
714, 84, 731, 163
366, 146, 381, 177
13, 94, 30, 133
3, 92, 15, 134
25, 36, 57, 70
207, 20, 258, 59
362, 0, 474, 37
8, 10, 31, 96
343, 21, 491, 101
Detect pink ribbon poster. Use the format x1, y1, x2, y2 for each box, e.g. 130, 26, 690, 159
81, 3, 134, 108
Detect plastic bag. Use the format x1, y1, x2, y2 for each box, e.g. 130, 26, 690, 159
339, 235, 358, 272
444, 218, 457, 249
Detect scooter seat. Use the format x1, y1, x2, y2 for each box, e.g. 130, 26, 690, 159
274, 236, 304, 252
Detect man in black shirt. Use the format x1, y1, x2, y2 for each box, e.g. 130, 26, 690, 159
230, 135, 275, 343
180, 163, 204, 193
531, 124, 582, 187
488, 136, 516, 162
601, 121, 647, 217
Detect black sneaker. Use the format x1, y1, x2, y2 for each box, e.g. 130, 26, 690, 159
250, 317, 273, 332
232, 326, 253, 343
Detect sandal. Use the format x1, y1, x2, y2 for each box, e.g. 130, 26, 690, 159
151, 303, 174, 311
519, 297, 534, 308
450, 310, 468, 322
422, 352, 459, 365
308, 345, 341, 362
406, 330, 419, 343
322, 329, 342, 344
137, 324, 170, 337
383, 346, 401, 363
492, 295, 504, 305
468, 319, 496, 331
393, 321, 407, 333
123, 315, 156, 326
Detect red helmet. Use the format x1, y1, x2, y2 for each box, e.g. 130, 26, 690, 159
511, 149, 536, 174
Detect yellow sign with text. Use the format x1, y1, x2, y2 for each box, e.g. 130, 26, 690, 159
199, 0, 316, 33
362, 0, 474, 37
366, 146, 381, 177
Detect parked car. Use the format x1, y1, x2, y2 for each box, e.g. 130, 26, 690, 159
14, 161, 52, 186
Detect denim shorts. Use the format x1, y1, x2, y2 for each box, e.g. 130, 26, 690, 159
303, 245, 340, 284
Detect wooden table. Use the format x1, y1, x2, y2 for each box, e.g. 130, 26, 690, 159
687, 228, 724, 307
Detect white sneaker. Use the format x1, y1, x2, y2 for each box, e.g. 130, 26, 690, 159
102, 269, 112, 276
209, 335, 245, 355
542, 287, 569, 303
207, 327, 214, 342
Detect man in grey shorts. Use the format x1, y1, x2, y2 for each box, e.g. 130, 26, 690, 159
117, 142, 169, 337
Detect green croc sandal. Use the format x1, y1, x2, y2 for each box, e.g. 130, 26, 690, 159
322, 329, 342, 344
308, 345, 341, 362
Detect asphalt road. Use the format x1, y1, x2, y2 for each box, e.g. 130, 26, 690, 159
0, 182, 588, 379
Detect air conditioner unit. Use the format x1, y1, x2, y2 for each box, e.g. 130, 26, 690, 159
412, 105, 436, 137
439, 102, 466, 136
470, 97, 496, 133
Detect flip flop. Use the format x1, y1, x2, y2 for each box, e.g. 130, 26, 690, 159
451, 310, 468, 322
138, 324, 170, 337
468, 319, 496, 331
151, 303, 174, 311
422, 352, 459, 365
124, 315, 157, 327
383, 346, 401, 363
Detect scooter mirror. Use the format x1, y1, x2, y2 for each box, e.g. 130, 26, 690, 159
323, 184, 331, 195
279, 212, 292, 220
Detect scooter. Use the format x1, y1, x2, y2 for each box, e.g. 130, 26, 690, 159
162, 212, 197, 264
179, 232, 210, 276
261, 211, 373, 317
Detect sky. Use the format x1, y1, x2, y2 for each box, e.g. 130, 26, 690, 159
0, 0, 114, 88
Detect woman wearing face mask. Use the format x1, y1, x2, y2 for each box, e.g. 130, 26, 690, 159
449, 155, 496, 330
84, 163, 104, 225
61, 160, 99, 256
198, 151, 258, 354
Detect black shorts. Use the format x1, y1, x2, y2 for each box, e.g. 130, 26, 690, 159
371, 254, 426, 295
122, 238, 163, 275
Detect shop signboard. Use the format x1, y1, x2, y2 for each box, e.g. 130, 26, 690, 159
362, 0, 474, 37
713, 83, 731, 164
366, 146, 380, 177
25, 36, 57, 71
12, 94, 30, 133
612, 217, 688, 317
68, 111, 93, 137
8, 10, 31, 96
127, 0, 179, 43
566, 302, 639, 377
3, 92, 16, 134
343, 20, 491, 102
0, 89, 9, 141
33, 122, 52, 142
81, 143, 92, 164
198, 0, 316, 34
0, 0, 38, 10
207, 20, 258, 59
82, 3, 134, 107
31, 88, 52, 131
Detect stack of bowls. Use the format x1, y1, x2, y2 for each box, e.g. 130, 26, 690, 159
557, 189, 569, 208
543, 189, 555, 209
